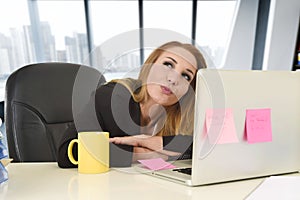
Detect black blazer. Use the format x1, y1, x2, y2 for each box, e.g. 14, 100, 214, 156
57, 82, 192, 168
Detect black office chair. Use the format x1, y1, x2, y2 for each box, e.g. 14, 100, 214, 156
5, 62, 105, 162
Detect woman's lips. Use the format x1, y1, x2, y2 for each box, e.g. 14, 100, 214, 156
161, 85, 172, 95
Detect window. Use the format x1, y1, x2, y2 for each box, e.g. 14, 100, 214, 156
0, 0, 88, 101
0, 0, 30, 100
0, 0, 238, 100
144, 0, 192, 40
142, 0, 193, 65
37, 1, 87, 64
89, 1, 140, 80
196, 1, 237, 67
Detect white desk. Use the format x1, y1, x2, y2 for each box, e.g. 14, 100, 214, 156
0, 163, 298, 200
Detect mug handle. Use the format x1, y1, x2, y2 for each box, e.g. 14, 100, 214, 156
68, 139, 79, 165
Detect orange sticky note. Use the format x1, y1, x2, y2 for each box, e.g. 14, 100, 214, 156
203, 108, 239, 144
246, 108, 272, 143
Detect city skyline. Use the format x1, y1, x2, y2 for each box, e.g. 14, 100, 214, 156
0, 20, 143, 76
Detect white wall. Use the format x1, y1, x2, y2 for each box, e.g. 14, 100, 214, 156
263, 0, 300, 70
222, 0, 259, 70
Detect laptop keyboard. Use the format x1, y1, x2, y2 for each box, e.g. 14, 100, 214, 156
172, 167, 192, 175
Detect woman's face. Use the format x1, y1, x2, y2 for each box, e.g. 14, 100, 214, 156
146, 47, 197, 106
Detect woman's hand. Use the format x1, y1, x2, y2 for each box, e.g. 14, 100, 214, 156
110, 135, 163, 152
110, 135, 181, 157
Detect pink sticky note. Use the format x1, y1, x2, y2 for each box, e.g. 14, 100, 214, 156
203, 108, 239, 144
246, 108, 272, 143
138, 158, 176, 171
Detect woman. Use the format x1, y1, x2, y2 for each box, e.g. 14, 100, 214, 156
57, 41, 207, 168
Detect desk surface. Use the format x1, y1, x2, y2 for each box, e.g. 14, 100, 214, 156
1, 163, 298, 200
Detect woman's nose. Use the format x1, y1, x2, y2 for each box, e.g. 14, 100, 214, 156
167, 71, 180, 85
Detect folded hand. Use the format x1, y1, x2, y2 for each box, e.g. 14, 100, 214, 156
110, 135, 162, 152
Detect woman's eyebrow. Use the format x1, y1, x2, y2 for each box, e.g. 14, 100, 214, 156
186, 68, 194, 75
166, 57, 178, 64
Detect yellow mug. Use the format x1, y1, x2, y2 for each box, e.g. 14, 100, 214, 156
68, 132, 109, 174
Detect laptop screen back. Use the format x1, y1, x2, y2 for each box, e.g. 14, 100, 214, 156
192, 69, 300, 185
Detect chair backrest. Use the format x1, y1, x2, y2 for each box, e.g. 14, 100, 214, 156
5, 62, 105, 162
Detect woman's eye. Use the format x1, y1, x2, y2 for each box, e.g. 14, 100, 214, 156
182, 73, 191, 81
163, 61, 173, 68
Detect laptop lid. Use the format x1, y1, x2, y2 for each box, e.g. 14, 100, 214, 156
191, 69, 300, 186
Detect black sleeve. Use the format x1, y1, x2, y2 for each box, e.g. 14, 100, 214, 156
95, 83, 141, 137
57, 82, 139, 168
57, 123, 78, 168
95, 83, 142, 167
163, 135, 193, 160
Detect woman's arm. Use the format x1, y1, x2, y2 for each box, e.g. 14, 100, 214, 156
110, 134, 193, 159
57, 83, 137, 168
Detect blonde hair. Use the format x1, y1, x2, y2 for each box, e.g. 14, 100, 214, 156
113, 41, 207, 136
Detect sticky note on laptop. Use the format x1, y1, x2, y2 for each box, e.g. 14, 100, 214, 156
138, 158, 176, 171
204, 108, 239, 144
245, 108, 272, 143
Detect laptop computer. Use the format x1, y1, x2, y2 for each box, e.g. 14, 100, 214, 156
134, 69, 300, 186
